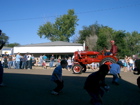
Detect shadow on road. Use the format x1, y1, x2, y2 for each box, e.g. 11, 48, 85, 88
0, 72, 140, 105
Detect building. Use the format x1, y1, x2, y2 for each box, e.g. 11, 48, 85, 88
13, 41, 84, 59
0, 47, 13, 55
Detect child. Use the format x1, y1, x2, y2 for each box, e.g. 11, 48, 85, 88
110, 61, 123, 85
42, 61, 47, 69
51, 60, 68, 95
84, 64, 110, 105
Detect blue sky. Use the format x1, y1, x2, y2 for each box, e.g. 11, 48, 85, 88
0, 0, 140, 45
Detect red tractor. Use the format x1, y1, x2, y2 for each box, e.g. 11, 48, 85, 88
72, 50, 118, 74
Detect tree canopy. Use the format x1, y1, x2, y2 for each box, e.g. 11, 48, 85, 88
0, 32, 9, 44
6, 43, 20, 47
38, 9, 79, 42
77, 22, 140, 58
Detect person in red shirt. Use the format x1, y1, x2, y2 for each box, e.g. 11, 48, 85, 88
105, 40, 118, 55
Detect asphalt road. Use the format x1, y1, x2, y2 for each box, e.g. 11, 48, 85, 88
0, 67, 140, 105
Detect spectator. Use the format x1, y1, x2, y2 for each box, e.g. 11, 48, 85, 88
32, 56, 36, 67
3, 56, 8, 68
57, 56, 61, 66
50, 54, 55, 68
15, 52, 21, 69
134, 57, 140, 75
35, 58, 39, 66
128, 57, 134, 72
20, 56, 23, 69
26, 53, 31, 69
42, 61, 47, 69
67, 57, 72, 71
42, 54, 47, 62
7, 55, 13, 69
51, 60, 68, 95
12, 54, 16, 69
21, 54, 27, 69
84, 64, 110, 105
39, 54, 43, 64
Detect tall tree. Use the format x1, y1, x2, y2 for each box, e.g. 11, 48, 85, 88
38, 9, 79, 42
0, 32, 9, 44
78, 22, 100, 50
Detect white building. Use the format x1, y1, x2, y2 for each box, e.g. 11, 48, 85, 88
13, 41, 84, 58
0, 47, 13, 55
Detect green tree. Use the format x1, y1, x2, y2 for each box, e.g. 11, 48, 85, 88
96, 26, 115, 51
125, 31, 140, 56
38, 9, 79, 42
0, 33, 9, 44
78, 22, 100, 43
6, 43, 20, 47
113, 30, 128, 58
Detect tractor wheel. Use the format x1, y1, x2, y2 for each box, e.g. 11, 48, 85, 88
72, 64, 83, 74
100, 57, 116, 66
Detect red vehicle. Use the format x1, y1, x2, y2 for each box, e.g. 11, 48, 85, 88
72, 50, 118, 74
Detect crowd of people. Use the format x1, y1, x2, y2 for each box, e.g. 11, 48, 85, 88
0, 52, 74, 71
0, 52, 35, 69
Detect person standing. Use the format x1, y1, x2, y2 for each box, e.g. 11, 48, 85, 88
84, 64, 110, 105
51, 60, 68, 95
128, 57, 134, 72
50, 54, 55, 68
7, 55, 13, 69
134, 57, 140, 75
15, 52, 21, 69
26, 53, 31, 69
12, 54, 16, 69
110, 61, 123, 85
3, 56, 8, 68
39, 54, 43, 65
21, 54, 27, 69
67, 57, 72, 71
42, 54, 47, 62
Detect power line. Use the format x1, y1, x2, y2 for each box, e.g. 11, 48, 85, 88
0, 4, 140, 22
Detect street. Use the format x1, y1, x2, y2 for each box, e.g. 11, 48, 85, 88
0, 68, 140, 105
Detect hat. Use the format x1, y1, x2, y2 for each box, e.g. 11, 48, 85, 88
117, 61, 124, 66
110, 40, 115, 43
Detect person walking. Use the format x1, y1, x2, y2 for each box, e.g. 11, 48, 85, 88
84, 64, 110, 105
51, 60, 68, 95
